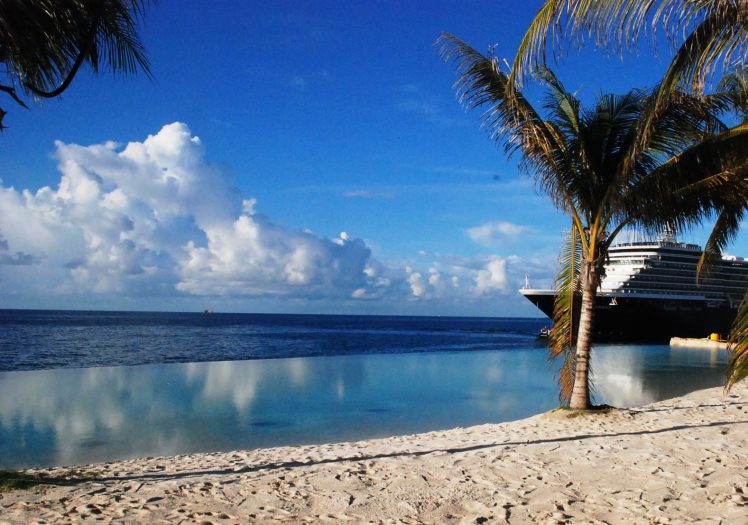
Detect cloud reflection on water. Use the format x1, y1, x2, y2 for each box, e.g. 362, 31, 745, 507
592, 346, 729, 408
0, 346, 729, 469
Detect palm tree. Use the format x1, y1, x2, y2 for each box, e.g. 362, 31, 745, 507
505, 1, 748, 390
0, 0, 151, 128
439, 33, 748, 408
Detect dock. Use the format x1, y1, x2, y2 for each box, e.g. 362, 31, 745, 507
669, 337, 730, 351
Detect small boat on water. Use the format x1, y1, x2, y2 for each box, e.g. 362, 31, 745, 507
538, 327, 550, 339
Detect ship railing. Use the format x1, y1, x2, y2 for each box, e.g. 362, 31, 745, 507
612, 241, 701, 251
599, 288, 706, 299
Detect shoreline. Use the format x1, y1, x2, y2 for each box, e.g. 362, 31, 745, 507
1, 382, 747, 524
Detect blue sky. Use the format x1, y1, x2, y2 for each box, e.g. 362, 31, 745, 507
0, 1, 744, 316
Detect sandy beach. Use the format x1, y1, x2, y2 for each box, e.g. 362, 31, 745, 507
1, 381, 746, 525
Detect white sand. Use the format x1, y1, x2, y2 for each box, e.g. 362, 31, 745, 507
1, 382, 747, 524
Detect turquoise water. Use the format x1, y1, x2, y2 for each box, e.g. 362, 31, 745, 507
0, 344, 728, 468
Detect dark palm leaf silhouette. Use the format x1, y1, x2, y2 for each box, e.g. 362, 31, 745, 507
0, 0, 151, 128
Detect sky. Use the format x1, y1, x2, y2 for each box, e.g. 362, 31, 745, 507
0, 0, 745, 317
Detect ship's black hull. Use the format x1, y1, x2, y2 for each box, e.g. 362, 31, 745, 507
523, 293, 737, 342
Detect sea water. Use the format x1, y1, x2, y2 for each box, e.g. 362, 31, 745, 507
0, 310, 729, 468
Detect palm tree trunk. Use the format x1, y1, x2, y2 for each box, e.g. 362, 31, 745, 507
569, 259, 599, 409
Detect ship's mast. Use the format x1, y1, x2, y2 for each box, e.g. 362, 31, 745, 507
657, 224, 677, 243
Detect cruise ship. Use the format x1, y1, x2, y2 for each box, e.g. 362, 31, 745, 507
520, 233, 748, 341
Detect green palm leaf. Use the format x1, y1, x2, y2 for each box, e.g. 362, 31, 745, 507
622, 123, 748, 234
549, 224, 582, 405
697, 205, 745, 278
437, 33, 589, 238
508, 0, 656, 89
508, 0, 748, 98
727, 294, 748, 391
718, 67, 748, 123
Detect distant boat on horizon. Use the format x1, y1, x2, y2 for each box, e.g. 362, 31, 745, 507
521, 232, 748, 341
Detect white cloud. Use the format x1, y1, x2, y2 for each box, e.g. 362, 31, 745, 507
466, 221, 534, 247
474, 258, 508, 295
0, 123, 379, 300
0, 123, 556, 315
408, 271, 426, 297
177, 220, 375, 297
0, 233, 35, 265
401, 254, 527, 300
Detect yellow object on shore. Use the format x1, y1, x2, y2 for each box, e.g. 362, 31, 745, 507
709, 332, 721, 341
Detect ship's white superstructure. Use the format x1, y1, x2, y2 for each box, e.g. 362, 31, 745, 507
520, 235, 748, 340
600, 240, 747, 307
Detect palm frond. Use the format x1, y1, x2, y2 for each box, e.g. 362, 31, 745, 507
652, 4, 747, 114
535, 66, 582, 136
438, 33, 582, 216
582, 89, 648, 220
697, 205, 745, 278
0, 0, 151, 102
509, 0, 748, 99
727, 292, 748, 391
506, 0, 566, 91
508, 0, 658, 88
585, 5, 745, 197
616, 88, 728, 193
718, 67, 748, 123
624, 123, 748, 235
549, 224, 582, 405
438, 33, 548, 149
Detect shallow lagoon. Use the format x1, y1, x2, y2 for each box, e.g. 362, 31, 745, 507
0, 344, 728, 469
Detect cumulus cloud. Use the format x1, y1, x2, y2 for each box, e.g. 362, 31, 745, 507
0, 123, 380, 300
408, 271, 426, 297
402, 255, 527, 301
0, 122, 554, 313
466, 221, 534, 247
474, 258, 508, 295
0, 234, 36, 265
178, 220, 376, 297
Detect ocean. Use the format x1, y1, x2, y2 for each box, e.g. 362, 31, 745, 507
0, 310, 730, 468
0, 310, 548, 371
